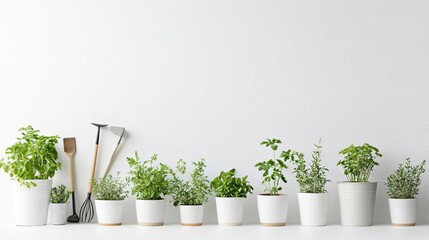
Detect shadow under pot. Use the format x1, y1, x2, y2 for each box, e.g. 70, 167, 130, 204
13, 179, 52, 226
95, 200, 125, 226
338, 182, 377, 227
136, 199, 166, 226
257, 194, 288, 226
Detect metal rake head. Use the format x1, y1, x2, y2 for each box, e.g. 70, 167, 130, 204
79, 195, 95, 223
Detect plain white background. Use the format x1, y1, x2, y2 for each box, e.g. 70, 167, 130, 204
1, 0, 429, 228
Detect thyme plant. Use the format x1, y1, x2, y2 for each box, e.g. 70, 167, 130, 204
50, 184, 71, 203
386, 158, 426, 199
92, 173, 129, 200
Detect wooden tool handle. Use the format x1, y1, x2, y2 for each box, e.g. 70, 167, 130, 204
88, 144, 99, 193
103, 144, 119, 179
68, 152, 76, 192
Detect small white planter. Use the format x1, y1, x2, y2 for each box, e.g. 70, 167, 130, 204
389, 198, 417, 226
338, 182, 377, 226
298, 192, 328, 226
13, 179, 52, 226
50, 203, 68, 225
215, 197, 244, 226
136, 199, 166, 226
179, 205, 204, 226
257, 194, 288, 226
95, 200, 125, 226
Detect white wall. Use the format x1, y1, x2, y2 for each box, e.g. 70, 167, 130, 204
1, 0, 428, 225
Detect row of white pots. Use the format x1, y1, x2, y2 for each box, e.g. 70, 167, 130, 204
13, 180, 420, 227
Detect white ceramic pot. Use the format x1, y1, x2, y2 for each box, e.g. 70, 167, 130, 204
95, 200, 125, 226
13, 179, 52, 226
389, 198, 417, 226
136, 199, 166, 226
50, 203, 68, 225
179, 205, 204, 226
298, 192, 328, 226
257, 194, 288, 226
338, 182, 377, 226
215, 197, 244, 226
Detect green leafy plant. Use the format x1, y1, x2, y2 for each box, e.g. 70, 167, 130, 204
0, 125, 61, 188
289, 139, 329, 193
169, 159, 211, 206
386, 158, 426, 199
255, 138, 292, 195
337, 143, 382, 182
210, 169, 253, 198
92, 173, 129, 200
127, 151, 170, 200
50, 184, 71, 203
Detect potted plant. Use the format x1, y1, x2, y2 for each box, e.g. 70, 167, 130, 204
0, 125, 61, 226
254, 138, 290, 226
92, 173, 129, 226
169, 159, 211, 226
386, 158, 426, 226
211, 169, 253, 226
289, 139, 330, 226
50, 184, 71, 225
337, 143, 382, 226
127, 151, 170, 226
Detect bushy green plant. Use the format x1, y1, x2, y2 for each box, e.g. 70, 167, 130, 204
255, 138, 292, 195
289, 139, 329, 193
51, 184, 71, 203
92, 173, 129, 200
169, 159, 211, 206
210, 169, 253, 198
127, 151, 170, 200
337, 143, 382, 182
0, 125, 61, 188
386, 158, 426, 199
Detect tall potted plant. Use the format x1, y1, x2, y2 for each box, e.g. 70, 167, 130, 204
386, 158, 426, 226
211, 169, 253, 226
127, 151, 170, 226
0, 125, 61, 226
255, 138, 290, 226
337, 143, 382, 226
169, 159, 211, 226
50, 184, 71, 225
92, 173, 129, 226
289, 139, 330, 226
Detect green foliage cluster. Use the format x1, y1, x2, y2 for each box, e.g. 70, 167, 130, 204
92, 173, 129, 200
289, 139, 329, 193
337, 143, 382, 182
169, 159, 211, 206
0, 125, 61, 188
255, 138, 291, 195
51, 184, 71, 203
127, 151, 170, 200
386, 158, 426, 199
210, 169, 253, 198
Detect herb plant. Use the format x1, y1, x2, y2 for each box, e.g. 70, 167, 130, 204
337, 143, 382, 182
0, 125, 61, 188
386, 158, 426, 199
289, 139, 329, 193
169, 159, 211, 206
255, 138, 292, 195
210, 169, 253, 198
127, 151, 170, 200
51, 184, 71, 203
92, 173, 129, 200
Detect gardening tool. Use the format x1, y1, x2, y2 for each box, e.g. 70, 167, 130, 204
79, 123, 108, 223
102, 126, 126, 178
64, 137, 80, 223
